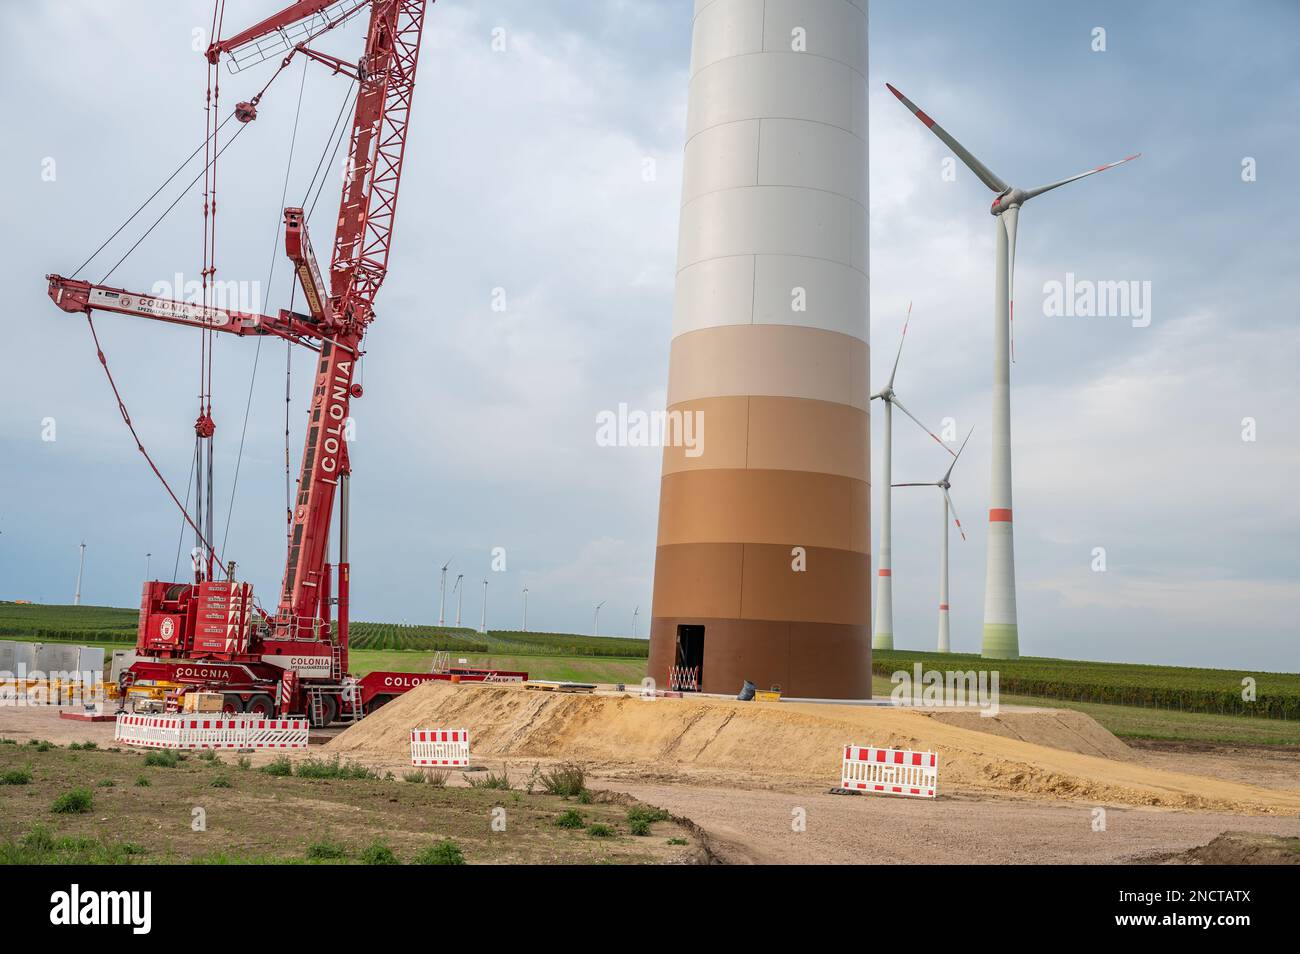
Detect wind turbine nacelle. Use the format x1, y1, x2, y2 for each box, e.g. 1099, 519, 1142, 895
990, 188, 1026, 215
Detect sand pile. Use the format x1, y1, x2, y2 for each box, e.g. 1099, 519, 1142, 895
328, 683, 1300, 815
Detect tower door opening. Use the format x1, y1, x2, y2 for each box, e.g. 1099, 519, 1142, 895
673, 624, 704, 691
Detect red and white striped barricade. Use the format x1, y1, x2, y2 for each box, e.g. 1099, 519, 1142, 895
410, 729, 470, 767
115, 713, 183, 748
841, 745, 938, 799
243, 717, 309, 749
668, 666, 699, 692
114, 713, 309, 750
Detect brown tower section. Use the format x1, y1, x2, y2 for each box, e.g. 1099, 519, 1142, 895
648, 0, 871, 698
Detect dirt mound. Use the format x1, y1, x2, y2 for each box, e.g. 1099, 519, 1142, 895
328, 684, 1300, 815
1173, 831, 1300, 865
923, 708, 1133, 761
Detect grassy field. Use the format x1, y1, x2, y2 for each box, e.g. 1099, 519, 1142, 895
870, 675, 1300, 745
874, 649, 1300, 721
0, 603, 648, 658
0, 741, 699, 865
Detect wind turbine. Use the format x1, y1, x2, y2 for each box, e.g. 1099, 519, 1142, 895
479, 579, 488, 635
632, 605, 639, 639
452, 573, 464, 626
894, 427, 973, 653
593, 600, 606, 637
522, 587, 529, 631
870, 303, 953, 650
74, 541, 86, 606
885, 82, 1139, 659
437, 558, 452, 625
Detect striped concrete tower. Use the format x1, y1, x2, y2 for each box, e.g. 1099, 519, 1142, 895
647, 0, 870, 699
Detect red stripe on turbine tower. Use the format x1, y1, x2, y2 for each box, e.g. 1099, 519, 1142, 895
989, 508, 1013, 522
878, 569, 892, 577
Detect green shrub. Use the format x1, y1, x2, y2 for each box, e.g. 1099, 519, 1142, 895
51, 788, 93, 814
295, 756, 376, 780
630, 819, 651, 836
237, 756, 251, 770
554, 809, 584, 829
465, 768, 511, 790
210, 776, 232, 789
1, 768, 32, 785
540, 762, 586, 797
306, 839, 349, 861
197, 750, 219, 762
96, 779, 115, 788
415, 840, 465, 865
402, 770, 427, 783
143, 750, 179, 768
586, 823, 613, 838
134, 775, 150, 787
667, 837, 688, 846
361, 841, 398, 865
260, 756, 293, 777
627, 805, 670, 826
426, 769, 449, 788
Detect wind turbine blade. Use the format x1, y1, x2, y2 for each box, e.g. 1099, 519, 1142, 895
887, 301, 912, 389
943, 488, 966, 541
1022, 153, 1141, 201
892, 482, 940, 487
891, 397, 957, 458
885, 83, 1009, 194
943, 425, 975, 482
1002, 205, 1019, 363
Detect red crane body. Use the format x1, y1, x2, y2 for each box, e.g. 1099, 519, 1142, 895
44, 0, 526, 722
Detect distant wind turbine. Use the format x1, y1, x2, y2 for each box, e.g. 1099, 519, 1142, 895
886, 82, 1139, 658
894, 427, 973, 653
870, 303, 954, 650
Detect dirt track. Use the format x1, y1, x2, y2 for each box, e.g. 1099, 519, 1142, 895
587, 776, 1300, 864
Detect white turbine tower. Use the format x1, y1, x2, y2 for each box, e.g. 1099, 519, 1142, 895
894, 428, 973, 653
452, 573, 464, 627
593, 600, 605, 638
870, 303, 953, 650
437, 558, 452, 625
479, 579, 488, 635
886, 83, 1139, 659
522, 587, 529, 631
74, 541, 86, 606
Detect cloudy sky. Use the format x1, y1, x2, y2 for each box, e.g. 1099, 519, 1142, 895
1, 0, 1296, 671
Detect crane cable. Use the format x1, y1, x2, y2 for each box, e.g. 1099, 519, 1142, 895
221, 58, 310, 558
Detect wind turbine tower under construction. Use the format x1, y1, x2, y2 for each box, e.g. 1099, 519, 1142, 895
648, 0, 871, 698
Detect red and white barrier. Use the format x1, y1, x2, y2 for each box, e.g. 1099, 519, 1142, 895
841, 745, 937, 799
410, 728, 470, 767
668, 666, 699, 692
114, 713, 309, 750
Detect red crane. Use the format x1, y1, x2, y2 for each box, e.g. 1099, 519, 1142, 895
44, 0, 526, 723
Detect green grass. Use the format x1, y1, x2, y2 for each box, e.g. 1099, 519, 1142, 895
875, 649, 1300, 721
870, 674, 1300, 745
0, 602, 647, 656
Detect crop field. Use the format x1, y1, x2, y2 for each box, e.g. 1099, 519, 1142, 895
0, 603, 648, 658
873, 650, 1300, 721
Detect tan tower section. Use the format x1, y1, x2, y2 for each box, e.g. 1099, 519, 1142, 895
648, 0, 871, 699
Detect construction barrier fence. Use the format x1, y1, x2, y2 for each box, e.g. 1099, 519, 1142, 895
842, 745, 938, 799
410, 728, 470, 767
114, 713, 309, 750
